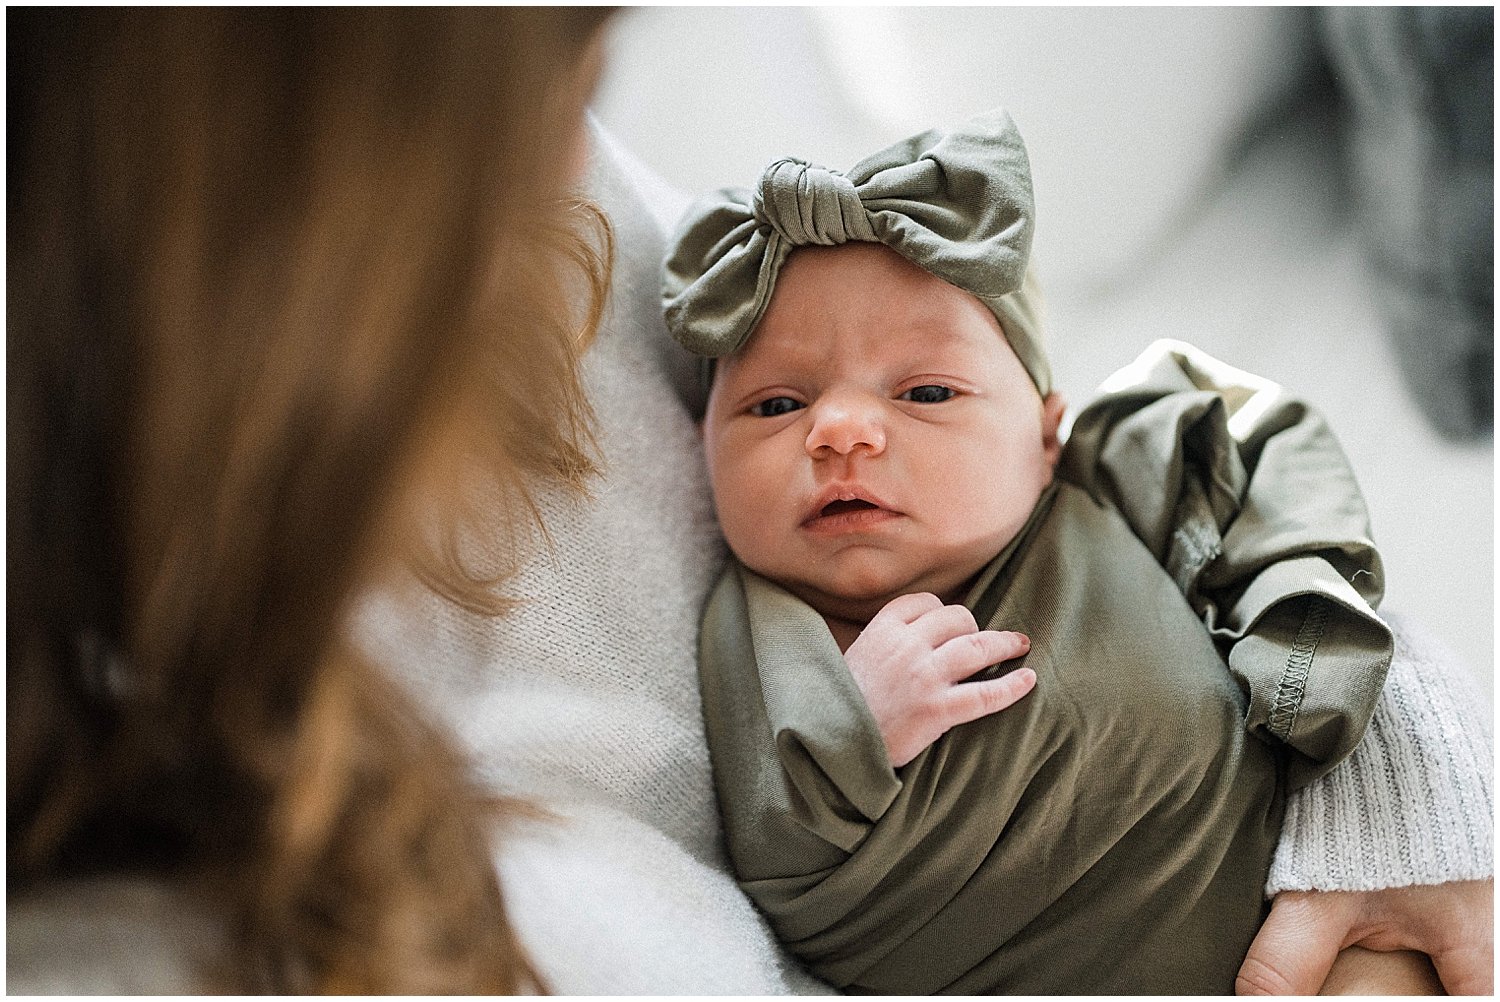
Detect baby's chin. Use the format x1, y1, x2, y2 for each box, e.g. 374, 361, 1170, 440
762, 561, 979, 627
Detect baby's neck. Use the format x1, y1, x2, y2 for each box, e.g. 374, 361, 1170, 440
813, 570, 989, 654
822, 614, 866, 654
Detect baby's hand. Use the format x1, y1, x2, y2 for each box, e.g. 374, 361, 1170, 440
844, 592, 1035, 768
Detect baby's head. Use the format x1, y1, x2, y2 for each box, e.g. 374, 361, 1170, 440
664, 111, 1062, 624
702, 242, 1063, 624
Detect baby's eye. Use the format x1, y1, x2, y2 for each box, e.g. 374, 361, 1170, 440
901, 384, 956, 404
752, 396, 804, 417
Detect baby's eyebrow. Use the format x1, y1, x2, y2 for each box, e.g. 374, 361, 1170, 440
720, 341, 817, 380
888, 329, 992, 366
900, 314, 990, 346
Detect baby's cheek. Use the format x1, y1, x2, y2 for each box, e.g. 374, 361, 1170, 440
710, 481, 748, 540
711, 477, 771, 564
948, 461, 1043, 545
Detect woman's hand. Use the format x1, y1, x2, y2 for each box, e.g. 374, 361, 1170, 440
1236, 879, 1494, 995
843, 593, 1035, 767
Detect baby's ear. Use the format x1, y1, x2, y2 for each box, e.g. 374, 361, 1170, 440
1040, 393, 1067, 469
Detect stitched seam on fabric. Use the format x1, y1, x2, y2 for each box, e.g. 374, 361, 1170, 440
1270, 601, 1330, 742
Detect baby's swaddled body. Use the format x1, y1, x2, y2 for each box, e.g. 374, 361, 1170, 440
701, 479, 1281, 994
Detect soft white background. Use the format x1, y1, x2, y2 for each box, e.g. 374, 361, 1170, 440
592, 6, 1494, 698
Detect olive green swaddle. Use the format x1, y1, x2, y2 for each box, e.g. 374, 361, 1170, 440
703, 486, 1276, 995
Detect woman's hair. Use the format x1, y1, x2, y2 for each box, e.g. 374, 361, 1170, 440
8, 8, 613, 992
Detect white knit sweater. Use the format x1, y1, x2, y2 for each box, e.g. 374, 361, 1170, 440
1268, 610, 1493, 893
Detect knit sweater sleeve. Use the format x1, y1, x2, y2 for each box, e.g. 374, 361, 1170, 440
1266, 611, 1493, 894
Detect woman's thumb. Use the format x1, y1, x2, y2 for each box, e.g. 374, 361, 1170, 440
1236, 893, 1350, 995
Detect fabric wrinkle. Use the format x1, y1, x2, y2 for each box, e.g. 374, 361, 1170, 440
752, 159, 875, 247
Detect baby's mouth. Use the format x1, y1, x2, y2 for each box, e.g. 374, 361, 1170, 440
802, 489, 900, 532
820, 498, 880, 517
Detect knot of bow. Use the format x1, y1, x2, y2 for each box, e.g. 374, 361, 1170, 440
751, 159, 878, 246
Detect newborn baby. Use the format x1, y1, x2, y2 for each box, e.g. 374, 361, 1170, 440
663, 110, 1392, 993
702, 241, 1053, 745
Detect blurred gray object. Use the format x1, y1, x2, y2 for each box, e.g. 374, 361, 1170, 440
1320, 7, 1494, 440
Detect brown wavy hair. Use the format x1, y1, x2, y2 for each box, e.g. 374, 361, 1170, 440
8, 8, 613, 992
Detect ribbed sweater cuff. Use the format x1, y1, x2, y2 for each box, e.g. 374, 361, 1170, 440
1267, 613, 1493, 895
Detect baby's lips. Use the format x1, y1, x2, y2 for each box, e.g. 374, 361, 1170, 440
803, 482, 897, 524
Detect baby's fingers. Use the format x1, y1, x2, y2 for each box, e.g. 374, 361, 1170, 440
872, 592, 944, 626
936, 629, 1030, 681
944, 667, 1037, 728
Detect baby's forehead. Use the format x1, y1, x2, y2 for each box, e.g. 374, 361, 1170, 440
772, 242, 944, 298
730, 245, 1007, 362
742, 308, 988, 360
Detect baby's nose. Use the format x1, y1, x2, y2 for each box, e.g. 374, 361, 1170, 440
804, 396, 887, 458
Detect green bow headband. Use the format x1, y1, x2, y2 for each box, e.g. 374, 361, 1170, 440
661, 109, 1051, 396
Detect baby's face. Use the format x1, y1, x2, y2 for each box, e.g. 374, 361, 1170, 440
703, 243, 1063, 625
